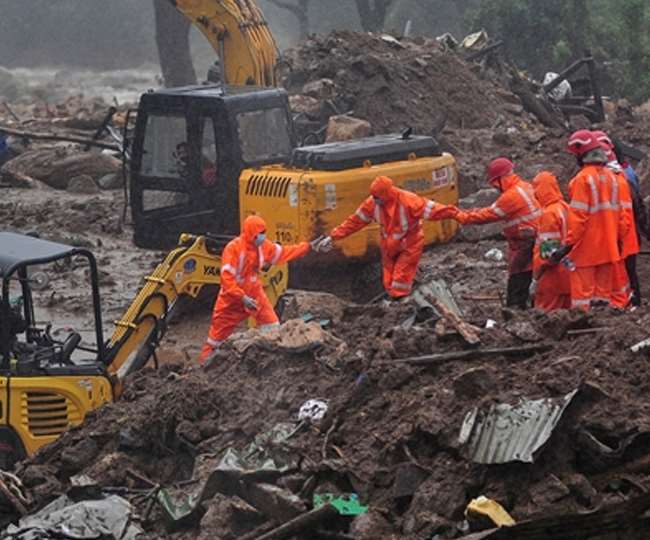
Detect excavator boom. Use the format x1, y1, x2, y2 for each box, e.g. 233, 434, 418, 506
169, 0, 278, 86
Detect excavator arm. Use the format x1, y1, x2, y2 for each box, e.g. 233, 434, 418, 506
169, 0, 278, 86
105, 234, 287, 394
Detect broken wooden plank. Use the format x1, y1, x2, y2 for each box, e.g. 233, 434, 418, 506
380, 344, 551, 366
566, 327, 609, 336
422, 290, 481, 346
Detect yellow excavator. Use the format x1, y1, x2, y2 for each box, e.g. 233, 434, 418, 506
0, 231, 287, 466
130, 0, 459, 261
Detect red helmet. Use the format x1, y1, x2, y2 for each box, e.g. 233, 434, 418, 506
567, 130, 602, 157
592, 130, 613, 149
486, 157, 514, 182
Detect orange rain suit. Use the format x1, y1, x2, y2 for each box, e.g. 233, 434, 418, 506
609, 162, 638, 308
455, 174, 541, 275
531, 172, 571, 311
199, 216, 310, 363
330, 176, 455, 298
566, 164, 629, 310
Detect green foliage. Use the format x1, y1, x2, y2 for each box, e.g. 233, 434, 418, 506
471, 0, 650, 103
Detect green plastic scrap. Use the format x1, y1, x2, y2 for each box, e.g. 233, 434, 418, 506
313, 493, 368, 515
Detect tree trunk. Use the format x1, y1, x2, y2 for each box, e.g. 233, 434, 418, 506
153, 0, 197, 87
355, 0, 392, 32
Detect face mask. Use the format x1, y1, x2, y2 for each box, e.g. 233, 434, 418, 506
254, 232, 266, 246
373, 197, 384, 206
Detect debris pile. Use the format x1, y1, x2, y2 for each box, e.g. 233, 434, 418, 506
283, 31, 535, 137
9, 247, 650, 538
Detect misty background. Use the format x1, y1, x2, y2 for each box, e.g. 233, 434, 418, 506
0, 0, 648, 102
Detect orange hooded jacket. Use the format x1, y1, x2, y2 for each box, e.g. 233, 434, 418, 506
456, 174, 541, 273
566, 164, 630, 267
531, 172, 571, 307
330, 175, 454, 255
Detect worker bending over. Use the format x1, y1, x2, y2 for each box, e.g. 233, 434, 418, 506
316, 176, 456, 298
449, 158, 541, 309
551, 130, 629, 311
199, 215, 312, 364
530, 171, 571, 310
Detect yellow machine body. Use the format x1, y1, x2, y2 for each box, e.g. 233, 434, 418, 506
239, 153, 459, 258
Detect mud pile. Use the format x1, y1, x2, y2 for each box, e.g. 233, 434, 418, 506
283, 31, 532, 136
11, 238, 650, 539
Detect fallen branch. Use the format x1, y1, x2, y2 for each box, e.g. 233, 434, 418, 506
566, 327, 609, 336
380, 344, 551, 366
241, 504, 340, 540
0, 124, 120, 151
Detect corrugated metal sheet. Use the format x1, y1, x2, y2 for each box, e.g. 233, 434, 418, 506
458, 389, 578, 464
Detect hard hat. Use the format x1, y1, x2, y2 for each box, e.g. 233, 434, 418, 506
567, 130, 602, 157
486, 158, 514, 182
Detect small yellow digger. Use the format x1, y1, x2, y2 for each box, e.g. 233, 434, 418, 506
0, 231, 287, 467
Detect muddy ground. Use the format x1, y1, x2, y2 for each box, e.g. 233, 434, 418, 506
2, 30, 650, 539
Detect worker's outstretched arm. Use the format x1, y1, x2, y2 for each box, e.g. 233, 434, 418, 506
220, 244, 247, 302
330, 197, 375, 240
455, 190, 521, 225
262, 240, 311, 265
412, 198, 459, 221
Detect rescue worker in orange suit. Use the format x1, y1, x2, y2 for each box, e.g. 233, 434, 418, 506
529, 171, 571, 310
448, 158, 541, 309
315, 176, 457, 298
594, 130, 638, 308
550, 130, 629, 311
199, 215, 313, 364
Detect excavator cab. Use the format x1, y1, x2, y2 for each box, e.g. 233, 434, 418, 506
130, 85, 295, 248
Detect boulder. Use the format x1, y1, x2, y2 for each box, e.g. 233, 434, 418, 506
97, 172, 124, 190
325, 115, 372, 142
302, 78, 336, 99
67, 175, 100, 194
289, 94, 322, 120
1, 147, 120, 189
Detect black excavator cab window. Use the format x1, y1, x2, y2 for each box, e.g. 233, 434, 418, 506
130, 85, 295, 249
0, 233, 106, 375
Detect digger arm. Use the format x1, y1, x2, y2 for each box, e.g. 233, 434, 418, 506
105, 234, 287, 395
169, 0, 278, 86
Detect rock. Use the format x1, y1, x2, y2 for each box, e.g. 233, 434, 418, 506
281, 291, 348, 324
176, 420, 203, 444
60, 438, 99, 475
67, 175, 100, 194
289, 94, 322, 119
506, 321, 542, 342
302, 78, 336, 99
350, 510, 393, 540
566, 474, 598, 506
503, 103, 524, 115
97, 172, 124, 190
198, 494, 263, 540
453, 367, 495, 400
393, 463, 429, 498
325, 115, 372, 142
402, 511, 455, 537
20, 464, 58, 488
492, 131, 515, 146
240, 483, 306, 522
529, 475, 570, 507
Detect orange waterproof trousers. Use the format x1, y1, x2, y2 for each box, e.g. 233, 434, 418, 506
610, 259, 631, 309
570, 264, 614, 311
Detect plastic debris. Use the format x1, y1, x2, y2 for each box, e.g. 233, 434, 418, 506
298, 399, 329, 423
484, 248, 504, 262
4, 494, 143, 539
543, 72, 572, 101
459, 389, 579, 464
485, 319, 497, 329
313, 493, 368, 516
466, 495, 515, 527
